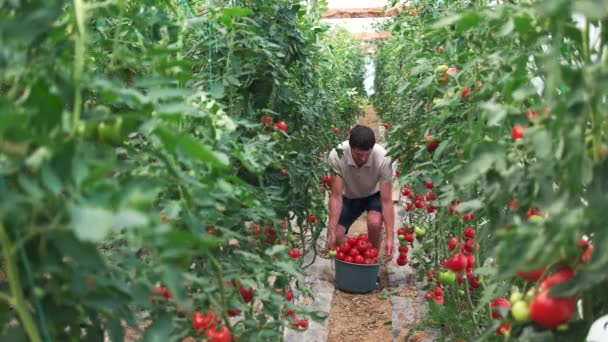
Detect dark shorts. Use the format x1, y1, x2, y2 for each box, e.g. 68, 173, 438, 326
338, 192, 382, 232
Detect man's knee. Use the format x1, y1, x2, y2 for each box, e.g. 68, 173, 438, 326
367, 212, 383, 232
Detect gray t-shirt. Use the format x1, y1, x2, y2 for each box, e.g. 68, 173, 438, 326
328, 141, 393, 199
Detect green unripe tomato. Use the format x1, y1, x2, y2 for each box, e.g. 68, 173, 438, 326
509, 292, 523, 305
438, 270, 456, 284
511, 300, 530, 322
414, 226, 426, 238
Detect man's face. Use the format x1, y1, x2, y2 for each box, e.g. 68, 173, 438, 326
351, 147, 372, 166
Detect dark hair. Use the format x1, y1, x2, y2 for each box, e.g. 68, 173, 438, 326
349, 125, 375, 150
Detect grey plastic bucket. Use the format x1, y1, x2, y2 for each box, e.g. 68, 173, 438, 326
334, 259, 380, 293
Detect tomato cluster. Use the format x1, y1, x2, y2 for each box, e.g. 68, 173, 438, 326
332, 234, 380, 265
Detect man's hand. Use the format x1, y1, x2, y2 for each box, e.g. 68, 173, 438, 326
384, 235, 394, 259
325, 228, 336, 251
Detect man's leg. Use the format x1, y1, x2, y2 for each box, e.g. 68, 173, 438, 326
365, 192, 383, 250
335, 196, 364, 246
367, 211, 383, 250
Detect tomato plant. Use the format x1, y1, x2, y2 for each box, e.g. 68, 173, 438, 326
375, 0, 608, 340
0, 0, 364, 340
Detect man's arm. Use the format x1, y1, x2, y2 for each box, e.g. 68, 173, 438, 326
326, 175, 344, 249
379, 180, 395, 257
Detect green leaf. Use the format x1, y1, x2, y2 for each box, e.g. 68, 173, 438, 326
532, 130, 552, 159
456, 152, 499, 186
498, 18, 514, 37
51, 232, 105, 269
70, 207, 147, 242
481, 102, 508, 126
265, 245, 288, 257
154, 128, 229, 168
209, 80, 225, 99
41, 164, 62, 196
222, 7, 253, 17
164, 266, 187, 304
455, 199, 483, 212
142, 313, 173, 342
71, 206, 114, 242
17, 175, 43, 199
432, 12, 481, 32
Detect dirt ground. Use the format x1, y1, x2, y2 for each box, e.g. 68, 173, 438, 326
326, 214, 393, 342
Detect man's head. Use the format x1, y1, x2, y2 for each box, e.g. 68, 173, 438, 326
349, 125, 375, 166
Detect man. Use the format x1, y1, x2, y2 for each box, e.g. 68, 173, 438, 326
326, 125, 394, 258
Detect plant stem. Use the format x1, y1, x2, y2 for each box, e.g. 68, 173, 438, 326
209, 255, 233, 331
72, 0, 86, 137
0, 224, 42, 342
0, 291, 14, 305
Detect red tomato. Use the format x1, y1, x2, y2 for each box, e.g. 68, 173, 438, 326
405, 234, 414, 243
396, 257, 407, 266
398, 245, 408, 253
461, 87, 471, 99
540, 267, 574, 289
434, 287, 443, 297
262, 115, 274, 126
516, 266, 546, 282
438, 45, 444, 53
511, 124, 526, 140
298, 319, 309, 329
340, 242, 351, 252
496, 322, 510, 336
193, 311, 216, 331
405, 201, 412, 211
347, 237, 358, 245
426, 140, 440, 153
425, 181, 434, 189
446, 67, 458, 75
344, 256, 354, 263
153, 286, 172, 300
354, 255, 365, 264
490, 298, 511, 319
206, 325, 232, 342
402, 188, 412, 197
397, 228, 407, 236
465, 253, 475, 268
226, 308, 241, 317
358, 233, 369, 241
288, 249, 301, 259
446, 253, 467, 272
356, 240, 369, 252
348, 248, 360, 257
332, 127, 339, 133
529, 290, 575, 329
337, 252, 346, 260
324, 175, 332, 185
448, 237, 458, 251
463, 227, 476, 239
309, 215, 317, 224
239, 285, 254, 304
275, 121, 287, 132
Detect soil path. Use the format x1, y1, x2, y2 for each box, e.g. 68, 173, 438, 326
326, 107, 393, 342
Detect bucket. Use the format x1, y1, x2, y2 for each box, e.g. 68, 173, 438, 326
334, 259, 380, 293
